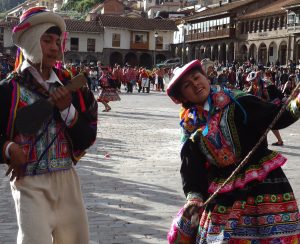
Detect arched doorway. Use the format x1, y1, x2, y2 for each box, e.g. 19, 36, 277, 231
124, 52, 138, 67
185, 46, 189, 63
200, 45, 205, 60
175, 46, 180, 57
258, 43, 267, 65
219, 43, 226, 65
205, 45, 211, 60
296, 40, 300, 65
194, 46, 199, 60
268, 42, 277, 65
249, 44, 257, 63
212, 44, 218, 62
139, 53, 153, 68
278, 41, 287, 65
109, 52, 123, 66
240, 45, 247, 62
227, 42, 234, 64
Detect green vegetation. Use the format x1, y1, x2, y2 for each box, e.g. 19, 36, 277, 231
62, 0, 104, 13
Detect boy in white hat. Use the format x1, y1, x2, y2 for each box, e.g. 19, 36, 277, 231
167, 59, 300, 243
0, 7, 97, 244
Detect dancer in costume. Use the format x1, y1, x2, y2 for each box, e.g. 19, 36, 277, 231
247, 71, 285, 147
166, 59, 300, 243
0, 7, 97, 244
97, 67, 120, 112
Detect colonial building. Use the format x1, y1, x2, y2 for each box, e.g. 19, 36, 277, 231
0, 18, 103, 64
86, 0, 145, 20
175, 0, 300, 66
0, 14, 177, 68
96, 15, 177, 67
63, 19, 104, 64
285, 0, 300, 64
176, 0, 272, 65
236, 0, 300, 66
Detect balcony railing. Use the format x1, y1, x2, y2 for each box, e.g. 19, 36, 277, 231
130, 42, 149, 50
185, 27, 236, 42
287, 23, 300, 32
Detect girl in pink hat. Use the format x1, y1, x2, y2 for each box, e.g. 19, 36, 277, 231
167, 59, 300, 243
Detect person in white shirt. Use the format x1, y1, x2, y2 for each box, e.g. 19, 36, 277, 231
0, 7, 98, 244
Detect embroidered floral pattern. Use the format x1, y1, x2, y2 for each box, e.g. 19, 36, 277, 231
195, 192, 300, 244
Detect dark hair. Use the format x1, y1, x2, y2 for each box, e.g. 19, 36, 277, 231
45, 26, 62, 36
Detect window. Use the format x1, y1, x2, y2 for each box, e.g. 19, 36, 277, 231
112, 33, 120, 47
134, 33, 145, 43
70, 38, 79, 51
0, 27, 3, 33
155, 36, 163, 49
87, 38, 95, 52
288, 12, 295, 25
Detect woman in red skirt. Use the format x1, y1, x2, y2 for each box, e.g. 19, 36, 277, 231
97, 67, 121, 112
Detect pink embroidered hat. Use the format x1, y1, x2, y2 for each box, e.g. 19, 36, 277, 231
12, 7, 66, 47
167, 59, 205, 104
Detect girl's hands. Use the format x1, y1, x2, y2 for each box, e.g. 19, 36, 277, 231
183, 194, 203, 228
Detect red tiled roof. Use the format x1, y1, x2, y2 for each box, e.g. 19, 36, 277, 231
239, 0, 296, 20
97, 15, 178, 31
0, 19, 103, 33
283, 0, 300, 8
0, 15, 177, 32
185, 0, 257, 21
65, 19, 103, 33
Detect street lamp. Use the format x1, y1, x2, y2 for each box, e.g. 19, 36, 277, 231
154, 31, 158, 67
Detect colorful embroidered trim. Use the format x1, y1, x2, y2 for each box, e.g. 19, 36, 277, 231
208, 153, 287, 194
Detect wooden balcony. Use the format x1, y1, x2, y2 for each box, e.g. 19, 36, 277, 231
130, 42, 149, 50
185, 28, 236, 43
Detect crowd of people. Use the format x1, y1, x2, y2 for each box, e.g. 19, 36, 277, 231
1, 6, 300, 244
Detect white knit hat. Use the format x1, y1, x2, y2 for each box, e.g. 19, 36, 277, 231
12, 7, 66, 64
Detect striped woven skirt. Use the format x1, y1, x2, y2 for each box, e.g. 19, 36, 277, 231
168, 168, 300, 243
97, 88, 121, 103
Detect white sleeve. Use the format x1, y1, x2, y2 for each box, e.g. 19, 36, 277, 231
60, 104, 76, 126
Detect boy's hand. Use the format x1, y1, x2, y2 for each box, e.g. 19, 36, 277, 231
50, 86, 72, 111
5, 143, 27, 181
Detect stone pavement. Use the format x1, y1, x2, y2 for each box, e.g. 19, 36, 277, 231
0, 89, 300, 244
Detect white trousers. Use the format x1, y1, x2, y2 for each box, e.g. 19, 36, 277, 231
10, 168, 89, 244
